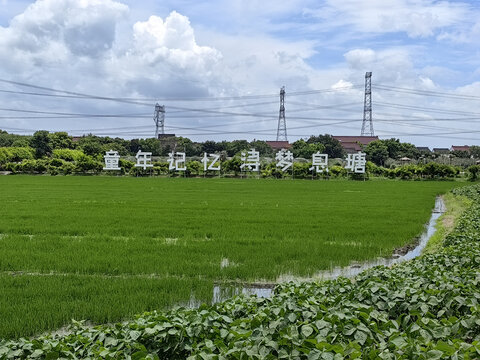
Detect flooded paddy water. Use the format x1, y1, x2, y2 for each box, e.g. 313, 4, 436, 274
212, 196, 446, 303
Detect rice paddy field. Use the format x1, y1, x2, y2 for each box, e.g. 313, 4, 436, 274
0, 176, 461, 339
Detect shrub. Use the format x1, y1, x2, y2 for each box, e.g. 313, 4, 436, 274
293, 162, 310, 179
185, 160, 201, 177
49, 158, 64, 167
329, 165, 347, 178
129, 166, 153, 177
119, 159, 135, 175
75, 154, 103, 174
0, 147, 35, 168
153, 162, 169, 175
52, 149, 84, 162
467, 165, 480, 181
222, 157, 242, 176
61, 162, 75, 175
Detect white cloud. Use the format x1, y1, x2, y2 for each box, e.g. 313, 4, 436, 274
0, 0, 479, 147
0, 1, 225, 99
331, 79, 354, 91
455, 81, 480, 96
437, 19, 480, 44
343, 47, 415, 85
343, 49, 376, 70
4, 0, 127, 56
306, 0, 470, 38
130, 12, 221, 72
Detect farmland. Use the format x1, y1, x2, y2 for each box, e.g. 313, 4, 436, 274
0, 176, 460, 339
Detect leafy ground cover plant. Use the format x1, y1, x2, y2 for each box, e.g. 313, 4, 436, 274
1, 184, 479, 358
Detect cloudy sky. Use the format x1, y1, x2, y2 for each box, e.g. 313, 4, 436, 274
1, 0, 479, 147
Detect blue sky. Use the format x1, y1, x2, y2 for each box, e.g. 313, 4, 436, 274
0, 0, 479, 147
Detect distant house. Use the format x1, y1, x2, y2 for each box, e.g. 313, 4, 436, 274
416, 146, 431, 153
265, 141, 291, 150
332, 136, 379, 153
72, 136, 82, 143
433, 148, 450, 154
158, 134, 176, 139
450, 145, 470, 153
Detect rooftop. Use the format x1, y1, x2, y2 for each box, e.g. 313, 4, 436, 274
333, 136, 379, 145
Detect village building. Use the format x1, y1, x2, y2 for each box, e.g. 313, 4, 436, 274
450, 145, 470, 153
332, 136, 379, 153
433, 148, 450, 154
265, 141, 292, 151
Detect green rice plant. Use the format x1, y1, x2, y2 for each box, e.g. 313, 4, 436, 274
1, 183, 479, 359
0, 176, 462, 338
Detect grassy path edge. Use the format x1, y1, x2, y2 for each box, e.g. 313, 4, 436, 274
422, 192, 473, 254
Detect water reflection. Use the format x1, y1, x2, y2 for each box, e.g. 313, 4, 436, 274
213, 196, 445, 303
212, 284, 274, 303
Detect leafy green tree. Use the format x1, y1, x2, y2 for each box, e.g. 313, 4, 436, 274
451, 150, 470, 158
75, 154, 102, 173
11, 138, 31, 147
78, 136, 103, 156
307, 134, 345, 158
49, 132, 73, 149
176, 137, 201, 156
201, 140, 218, 154
250, 140, 274, 157
226, 140, 249, 157
106, 138, 130, 156
291, 139, 325, 159
0, 131, 31, 147
381, 138, 402, 158
470, 146, 480, 158
365, 140, 389, 166
398, 142, 419, 159
467, 165, 480, 181
216, 141, 229, 153
138, 138, 162, 156
30, 130, 52, 158
129, 139, 141, 154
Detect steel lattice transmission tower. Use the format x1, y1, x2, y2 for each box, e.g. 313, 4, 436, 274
361, 72, 374, 136
153, 103, 166, 138
276, 86, 287, 142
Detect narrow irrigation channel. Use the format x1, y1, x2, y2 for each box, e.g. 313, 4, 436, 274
212, 196, 446, 303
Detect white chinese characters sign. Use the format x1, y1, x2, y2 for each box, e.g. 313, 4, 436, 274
275, 149, 293, 172
309, 152, 329, 173
103, 150, 121, 171
240, 148, 260, 172
168, 152, 187, 171
345, 152, 366, 174
135, 150, 153, 170
202, 153, 221, 171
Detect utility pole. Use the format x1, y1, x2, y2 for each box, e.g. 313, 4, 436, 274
154, 103, 165, 138
276, 86, 287, 142
361, 72, 374, 136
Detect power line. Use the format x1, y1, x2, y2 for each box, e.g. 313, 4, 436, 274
373, 84, 480, 101
0, 78, 363, 103
375, 101, 480, 116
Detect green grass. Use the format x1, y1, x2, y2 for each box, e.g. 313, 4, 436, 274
0, 176, 461, 338
422, 192, 472, 254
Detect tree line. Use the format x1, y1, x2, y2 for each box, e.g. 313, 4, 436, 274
1, 129, 479, 180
